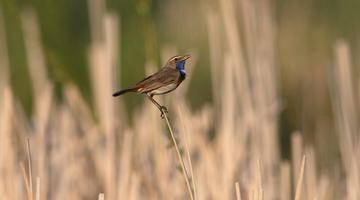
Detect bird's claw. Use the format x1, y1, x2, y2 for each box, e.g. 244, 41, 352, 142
160, 106, 168, 118
161, 106, 168, 113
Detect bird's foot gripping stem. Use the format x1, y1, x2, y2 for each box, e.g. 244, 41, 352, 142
146, 94, 169, 118
160, 106, 168, 118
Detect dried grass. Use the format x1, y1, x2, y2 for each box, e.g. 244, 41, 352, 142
0, 0, 359, 199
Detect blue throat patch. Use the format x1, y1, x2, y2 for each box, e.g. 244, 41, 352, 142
176, 61, 185, 70
176, 61, 186, 80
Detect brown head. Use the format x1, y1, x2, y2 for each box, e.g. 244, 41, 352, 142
165, 55, 191, 70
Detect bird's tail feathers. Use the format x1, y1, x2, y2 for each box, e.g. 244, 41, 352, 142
112, 87, 137, 97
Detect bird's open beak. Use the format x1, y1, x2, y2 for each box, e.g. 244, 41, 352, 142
182, 54, 191, 61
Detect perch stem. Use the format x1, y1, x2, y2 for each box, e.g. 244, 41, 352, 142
162, 108, 194, 200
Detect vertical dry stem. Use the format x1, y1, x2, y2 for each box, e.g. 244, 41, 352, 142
20, 164, 32, 200
235, 182, 242, 200
295, 155, 306, 200
162, 109, 194, 200
35, 177, 40, 200
27, 139, 33, 196
98, 193, 105, 200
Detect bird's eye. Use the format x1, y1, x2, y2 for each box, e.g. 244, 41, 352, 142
174, 58, 178, 61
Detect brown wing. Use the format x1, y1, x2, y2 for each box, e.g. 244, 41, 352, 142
135, 67, 180, 94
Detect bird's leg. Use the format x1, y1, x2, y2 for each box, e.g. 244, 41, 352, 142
146, 94, 168, 118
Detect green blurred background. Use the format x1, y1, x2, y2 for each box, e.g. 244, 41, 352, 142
1, 0, 359, 161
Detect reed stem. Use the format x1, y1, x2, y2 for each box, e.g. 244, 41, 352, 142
162, 108, 194, 200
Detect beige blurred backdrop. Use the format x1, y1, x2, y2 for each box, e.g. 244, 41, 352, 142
0, 0, 359, 199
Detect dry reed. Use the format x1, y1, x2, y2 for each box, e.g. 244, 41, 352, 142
0, 0, 359, 199
162, 111, 194, 200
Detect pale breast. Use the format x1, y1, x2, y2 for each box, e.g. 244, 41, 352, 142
150, 83, 178, 96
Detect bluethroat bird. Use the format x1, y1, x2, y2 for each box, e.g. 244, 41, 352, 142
112, 55, 191, 117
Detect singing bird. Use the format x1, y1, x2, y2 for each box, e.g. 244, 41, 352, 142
112, 55, 191, 117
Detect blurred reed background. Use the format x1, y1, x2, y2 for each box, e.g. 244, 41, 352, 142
0, 0, 359, 199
